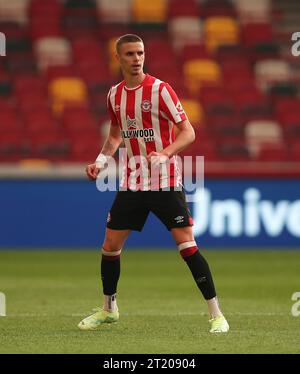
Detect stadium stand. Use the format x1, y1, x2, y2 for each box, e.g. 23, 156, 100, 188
0, 0, 299, 168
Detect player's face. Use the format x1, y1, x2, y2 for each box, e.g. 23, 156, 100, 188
117, 42, 145, 76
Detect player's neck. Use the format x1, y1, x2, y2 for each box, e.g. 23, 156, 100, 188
124, 72, 146, 89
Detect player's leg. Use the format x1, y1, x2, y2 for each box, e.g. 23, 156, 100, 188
101, 228, 131, 313
78, 228, 130, 330
171, 226, 229, 333
150, 189, 229, 332
78, 190, 148, 330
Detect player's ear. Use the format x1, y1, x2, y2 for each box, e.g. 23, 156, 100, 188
115, 52, 120, 62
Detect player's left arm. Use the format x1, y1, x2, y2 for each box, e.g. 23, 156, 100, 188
163, 119, 195, 157
147, 119, 195, 163
147, 83, 195, 163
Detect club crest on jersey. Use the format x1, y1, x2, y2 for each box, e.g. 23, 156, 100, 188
141, 100, 152, 112
126, 115, 138, 130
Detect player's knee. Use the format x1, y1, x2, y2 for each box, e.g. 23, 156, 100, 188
102, 237, 123, 253
101, 245, 122, 254
101, 247, 122, 260
171, 227, 194, 246
102, 229, 129, 251
177, 240, 198, 259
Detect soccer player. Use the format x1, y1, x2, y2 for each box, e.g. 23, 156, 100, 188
78, 34, 229, 333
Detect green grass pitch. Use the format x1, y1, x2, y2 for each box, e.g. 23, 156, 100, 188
0, 249, 300, 354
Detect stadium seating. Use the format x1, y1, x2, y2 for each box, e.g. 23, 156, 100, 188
168, 0, 200, 18
49, 77, 88, 115
245, 119, 283, 158
201, 0, 237, 18
234, 0, 271, 23
96, 0, 132, 24
132, 0, 167, 23
183, 59, 222, 95
34, 37, 72, 72
168, 17, 203, 52
23, 106, 56, 127
256, 143, 289, 162
204, 16, 240, 53
0, 0, 298, 165
29, 0, 63, 40
180, 99, 203, 127
30, 132, 69, 161
0, 132, 29, 162
0, 0, 30, 25
255, 59, 292, 91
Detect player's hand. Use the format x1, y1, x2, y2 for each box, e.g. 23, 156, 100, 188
86, 163, 101, 181
146, 151, 169, 167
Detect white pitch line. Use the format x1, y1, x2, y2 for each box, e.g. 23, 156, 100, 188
4, 312, 287, 317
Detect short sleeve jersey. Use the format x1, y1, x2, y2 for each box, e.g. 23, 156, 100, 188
107, 74, 188, 190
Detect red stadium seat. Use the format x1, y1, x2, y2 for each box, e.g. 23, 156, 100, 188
0, 98, 16, 112
168, 0, 200, 18
17, 92, 50, 114
275, 98, 300, 117
14, 75, 46, 95
72, 38, 105, 64
256, 144, 289, 162
216, 45, 249, 63
62, 106, 100, 136
181, 140, 218, 161
231, 87, 263, 109
29, 0, 63, 18
180, 44, 210, 64
146, 40, 175, 70
207, 113, 245, 138
24, 109, 61, 135
199, 86, 235, 116
0, 112, 23, 132
30, 20, 62, 40
89, 91, 110, 116
0, 131, 29, 161
221, 59, 253, 77
78, 64, 112, 89
241, 23, 273, 47
30, 133, 70, 161
147, 64, 182, 88
216, 136, 250, 161
69, 135, 103, 162
45, 65, 78, 82
289, 144, 300, 161
180, 126, 217, 161
29, 1, 62, 39
201, 0, 237, 18
238, 98, 274, 125
278, 111, 300, 140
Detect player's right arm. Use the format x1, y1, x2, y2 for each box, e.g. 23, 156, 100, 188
86, 123, 122, 181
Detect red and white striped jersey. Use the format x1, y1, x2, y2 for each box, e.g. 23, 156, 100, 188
107, 74, 187, 190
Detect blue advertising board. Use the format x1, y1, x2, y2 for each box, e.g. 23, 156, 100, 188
0, 179, 300, 248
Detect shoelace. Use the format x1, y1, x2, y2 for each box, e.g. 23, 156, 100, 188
209, 316, 223, 326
